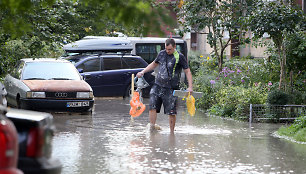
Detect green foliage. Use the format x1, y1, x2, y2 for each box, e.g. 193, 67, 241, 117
249, 1, 305, 90
0, 37, 63, 76
210, 85, 267, 118
0, 0, 176, 77
177, 0, 252, 72
187, 50, 218, 75
286, 31, 306, 73
0, 0, 175, 40
192, 67, 217, 110
188, 47, 304, 120
289, 90, 306, 105
278, 115, 306, 142
267, 90, 289, 105
249, 1, 304, 43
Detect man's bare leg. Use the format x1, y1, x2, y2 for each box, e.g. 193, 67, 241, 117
169, 115, 176, 133
149, 109, 157, 131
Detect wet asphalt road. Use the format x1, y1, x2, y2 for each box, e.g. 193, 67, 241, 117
52, 97, 306, 174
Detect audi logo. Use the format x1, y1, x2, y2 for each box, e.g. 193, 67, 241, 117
55, 92, 68, 98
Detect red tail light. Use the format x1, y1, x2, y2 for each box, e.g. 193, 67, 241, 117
26, 127, 44, 158
0, 118, 19, 169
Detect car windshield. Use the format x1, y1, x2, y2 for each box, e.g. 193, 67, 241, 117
22, 62, 81, 80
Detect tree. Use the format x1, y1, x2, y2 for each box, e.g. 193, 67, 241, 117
0, 0, 175, 77
177, 0, 253, 72
0, 0, 175, 39
249, 1, 305, 90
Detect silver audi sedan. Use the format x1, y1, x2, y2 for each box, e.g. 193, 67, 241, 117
4, 58, 94, 113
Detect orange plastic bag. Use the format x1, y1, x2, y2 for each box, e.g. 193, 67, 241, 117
186, 93, 195, 116
130, 91, 146, 117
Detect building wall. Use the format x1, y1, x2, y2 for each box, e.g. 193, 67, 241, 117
184, 31, 270, 59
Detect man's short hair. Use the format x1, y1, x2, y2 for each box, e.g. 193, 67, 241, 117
166, 38, 176, 47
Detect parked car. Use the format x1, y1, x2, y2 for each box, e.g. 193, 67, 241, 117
65, 54, 155, 97
0, 105, 23, 174
4, 58, 94, 112
6, 108, 62, 174
1, 82, 7, 107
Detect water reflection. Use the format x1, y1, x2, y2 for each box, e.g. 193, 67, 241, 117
52, 98, 306, 174
52, 132, 81, 174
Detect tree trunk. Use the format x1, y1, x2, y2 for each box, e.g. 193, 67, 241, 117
290, 70, 293, 93
279, 43, 287, 91
213, 43, 222, 72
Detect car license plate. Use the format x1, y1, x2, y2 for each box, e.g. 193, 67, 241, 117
67, 101, 89, 107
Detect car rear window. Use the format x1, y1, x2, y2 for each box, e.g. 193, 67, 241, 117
102, 57, 122, 70
123, 57, 146, 69
22, 62, 81, 80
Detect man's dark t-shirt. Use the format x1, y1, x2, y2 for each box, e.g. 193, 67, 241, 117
154, 50, 189, 89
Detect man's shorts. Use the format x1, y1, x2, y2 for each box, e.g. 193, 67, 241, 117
149, 84, 178, 115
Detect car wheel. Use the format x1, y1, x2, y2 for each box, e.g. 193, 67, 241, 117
16, 96, 21, 109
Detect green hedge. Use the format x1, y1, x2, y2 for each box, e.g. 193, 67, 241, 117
278, 115, 306, 142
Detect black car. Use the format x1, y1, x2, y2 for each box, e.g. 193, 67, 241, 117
1, 81, 61, 174
6, 108, 62, 174
66, 54, 155, 97
0, 105, 23, 174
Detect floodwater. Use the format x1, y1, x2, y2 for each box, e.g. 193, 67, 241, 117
52, 98, 306, 174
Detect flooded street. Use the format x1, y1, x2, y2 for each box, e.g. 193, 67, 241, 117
52, 98, 306, 174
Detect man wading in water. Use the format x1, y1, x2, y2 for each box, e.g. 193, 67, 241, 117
136, 38, 193, 133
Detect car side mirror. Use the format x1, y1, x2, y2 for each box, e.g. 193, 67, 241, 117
78, 68, 84, 73
83, 74, 91, 80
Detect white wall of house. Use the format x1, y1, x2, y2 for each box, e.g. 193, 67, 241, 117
184, 31, 270, 59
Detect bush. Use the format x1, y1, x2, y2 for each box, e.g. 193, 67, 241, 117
209, 85, 267, 119
289, 90, 306, 105
267, 90, 289, 105
278, 115, 306, 142
192, 66, 218, 110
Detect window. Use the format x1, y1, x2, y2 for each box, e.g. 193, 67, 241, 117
136, 43, 186, 63
13, 61, 24, 79
103, 57, 122, 70
176, 44, 185, 55
78, 58, 100, 72
22, 62, 81, 80
123, 57, 146, 69
135, 44, 163, 63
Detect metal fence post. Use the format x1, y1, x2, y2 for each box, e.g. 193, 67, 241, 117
249, 104, 252, 124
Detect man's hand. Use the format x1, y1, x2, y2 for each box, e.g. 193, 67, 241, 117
136, 71, 144, 78
186, 87, 193, 94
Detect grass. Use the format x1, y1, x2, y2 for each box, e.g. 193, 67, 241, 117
277, 116, 306, 142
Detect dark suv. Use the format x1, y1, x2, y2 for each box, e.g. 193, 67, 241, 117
1, 82, 61, 174
66, 54, 155, 97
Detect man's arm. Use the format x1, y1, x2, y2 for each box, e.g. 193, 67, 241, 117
183, 68, 193, 93
136, 61, 159, 77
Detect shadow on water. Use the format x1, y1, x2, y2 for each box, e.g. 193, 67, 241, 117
52, 98, 306, 174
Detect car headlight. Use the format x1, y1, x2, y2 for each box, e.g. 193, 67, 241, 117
77, 92, 93, 99
26, 92, 46, 98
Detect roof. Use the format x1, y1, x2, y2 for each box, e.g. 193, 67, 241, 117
6, 108, 52, 122
21, 58, 70, 63
63, 36, 186, 52
82, 36, 185, 44
63, 38, 133, 52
